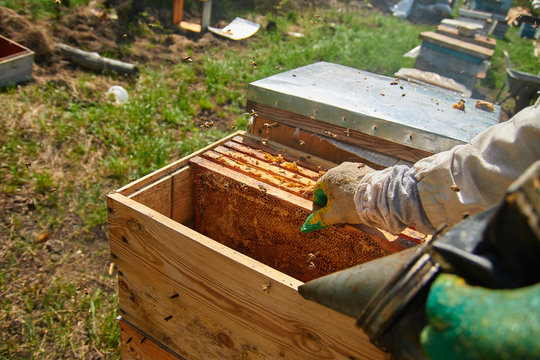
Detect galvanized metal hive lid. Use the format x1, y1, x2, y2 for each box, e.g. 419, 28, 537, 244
247, 62, 500, 154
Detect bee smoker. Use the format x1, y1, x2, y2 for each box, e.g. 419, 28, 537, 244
299, 161, 540, 360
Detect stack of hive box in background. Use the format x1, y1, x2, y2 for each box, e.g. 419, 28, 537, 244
414, 29, 495, 91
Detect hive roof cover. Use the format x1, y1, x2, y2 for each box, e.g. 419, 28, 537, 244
247, 62, 500, 154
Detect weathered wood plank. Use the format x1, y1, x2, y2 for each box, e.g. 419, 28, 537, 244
440, 18, 484, 30
172, 0, 184, 24
234, 133, 341, 171
207, 146, 316, 189
108, 192, 387, 360
223, 141, 321, 180
247, 122, 390, 170
419, 31, 494, 59
171, 166, 194, 224
120, 318, 182, 360
435, 25, 496, 49
248, 102, 431, 164
129, 176, 172, 217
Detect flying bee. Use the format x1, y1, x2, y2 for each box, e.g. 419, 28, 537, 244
324, 130, 337, 138
307, 252, 319, 262
263, 122, 279, 129
200, 120, 214, 129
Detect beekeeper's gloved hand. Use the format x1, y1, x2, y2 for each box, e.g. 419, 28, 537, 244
302, 163, 436, 234
301, 162, 374, 233
421, 274, 540, 360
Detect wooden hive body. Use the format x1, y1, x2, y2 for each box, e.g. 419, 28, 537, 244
108, 132, 426, 360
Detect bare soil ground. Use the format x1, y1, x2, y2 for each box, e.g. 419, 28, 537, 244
0, 3, 222, 81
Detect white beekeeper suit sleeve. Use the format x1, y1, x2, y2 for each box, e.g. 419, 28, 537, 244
354, 100, 540, 235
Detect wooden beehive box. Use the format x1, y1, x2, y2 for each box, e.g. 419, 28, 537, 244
0, 34, 34, 88
108, 130, 429, 360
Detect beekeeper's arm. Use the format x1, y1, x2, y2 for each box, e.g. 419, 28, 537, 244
302, 100, 540, 235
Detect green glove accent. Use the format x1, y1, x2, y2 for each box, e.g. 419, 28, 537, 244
312, 187, 328, 207
301, 162, 374, 234
301, 188, 329, 233
421, 274, 540, 360
301, 212, 326, 233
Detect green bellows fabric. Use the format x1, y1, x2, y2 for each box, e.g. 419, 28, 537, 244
421, 274, 540, 360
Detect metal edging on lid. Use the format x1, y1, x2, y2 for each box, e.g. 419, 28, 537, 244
247, 62, 500, 154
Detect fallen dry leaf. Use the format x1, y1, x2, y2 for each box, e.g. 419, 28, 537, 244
35, 230, 52, 243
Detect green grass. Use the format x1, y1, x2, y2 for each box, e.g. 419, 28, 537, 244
484, 30, 540, 90
0, 1, 539, 358
0, 0, 90, 18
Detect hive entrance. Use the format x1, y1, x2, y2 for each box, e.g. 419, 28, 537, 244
189, 135, 406, 283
